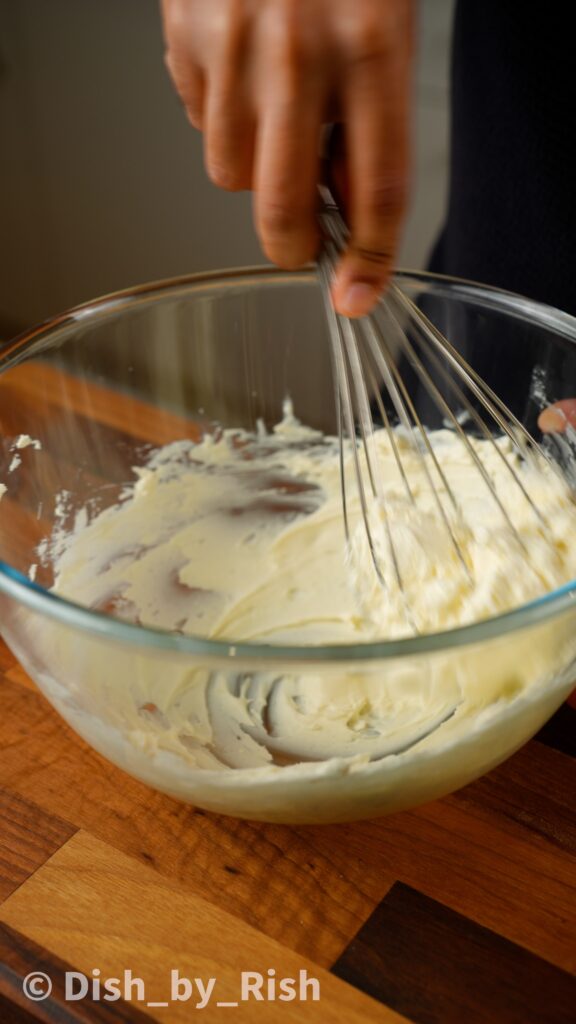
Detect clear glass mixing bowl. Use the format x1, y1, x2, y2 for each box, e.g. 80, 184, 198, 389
1, 269, 575, 823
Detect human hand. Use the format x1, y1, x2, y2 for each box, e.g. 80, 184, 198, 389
161, 0, 414, 317
538, 400, 576, 434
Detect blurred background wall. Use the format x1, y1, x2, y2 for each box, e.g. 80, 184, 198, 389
0, 0, 454, 336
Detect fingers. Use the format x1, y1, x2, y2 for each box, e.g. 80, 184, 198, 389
164, 48, 206, 130
163, 1, 254, 189
331, 30, 412, 318
204, 12, 255, 191
160, 0, 414, 288
538, 399, 576, 434
205, 82, 255, 192
324, 123, 349, 213
252, 13, 326, 270
253, 88, 324, 269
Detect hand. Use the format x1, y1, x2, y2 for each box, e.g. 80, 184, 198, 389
538, 400, 576, 434
161, 0, 414, 317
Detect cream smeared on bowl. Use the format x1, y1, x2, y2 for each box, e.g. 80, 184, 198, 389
4, 408, 576, 820
51, 404, 576, 642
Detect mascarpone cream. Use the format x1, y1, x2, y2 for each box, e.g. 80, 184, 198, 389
4, 411, 576, 821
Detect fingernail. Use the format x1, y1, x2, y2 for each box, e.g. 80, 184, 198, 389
538, 407, 567, 434
340, 282, 378, 318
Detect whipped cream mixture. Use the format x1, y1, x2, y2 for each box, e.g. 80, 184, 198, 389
3, 412, 576, 820
50, 408, 576, 642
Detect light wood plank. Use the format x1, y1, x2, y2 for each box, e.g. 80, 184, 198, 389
0, 831, 408, 1024
0, 667, 574, 972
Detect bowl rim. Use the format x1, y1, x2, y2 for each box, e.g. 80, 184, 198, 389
1, 266, 576, 664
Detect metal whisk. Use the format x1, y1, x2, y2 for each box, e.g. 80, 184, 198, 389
317, 186, 550, 615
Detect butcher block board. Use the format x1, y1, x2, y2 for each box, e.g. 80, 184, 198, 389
0, 362, 575, 1023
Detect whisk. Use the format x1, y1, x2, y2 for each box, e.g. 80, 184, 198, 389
316, 186, 550, 619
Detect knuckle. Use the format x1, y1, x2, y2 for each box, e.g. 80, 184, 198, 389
259, 197, 316, 268
259, 199, 297, 237
350, 245, 393, 268
263, 237, 312, 270
207, 160, 241, 191
272, 0, 305, 33
165, 51, 204, 125
206, 112, 252, 188
366, 175, 408, 221
278, 0, 306, 15
164, 47, 194, 92
162, 0, 190, 43
281, 48, 312, 84
349, 17, 391, 60
163, 46, 182, 85
186, 106, 204, 130
269, 252, 302, 271
219, 0, 250, 56
269, 5, 313, 75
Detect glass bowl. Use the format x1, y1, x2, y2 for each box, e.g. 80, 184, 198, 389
1, 268, 575, 824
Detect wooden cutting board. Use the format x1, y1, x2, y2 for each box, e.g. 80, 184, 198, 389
0, 640, 574, 1024
0, 363, 575, 1022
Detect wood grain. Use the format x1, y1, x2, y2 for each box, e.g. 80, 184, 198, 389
0, 667, 575, 977
335, 795, 576, 974
0, 674, 389, 969
0, 992, 44, 1024
536, 702, 576, 758
0, 922, 154, 1023
453, 739, 576, 854
332, 882, 576, 1024
0, 831, 408, 1024
0, 363, 202, 447
1, 363, 575, 1022
0, 790, 76, 902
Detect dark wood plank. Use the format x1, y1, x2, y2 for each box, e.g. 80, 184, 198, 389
0, 790, 76, 903
0, 640, 15, 674
0, 922, 155, 1023
0, 991, 41, 1024
453, 740, 576, 854
332, 882, 576, 1024
535, 703, 576, 758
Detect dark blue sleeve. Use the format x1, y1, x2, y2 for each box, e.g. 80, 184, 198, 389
429, 1, 576, 316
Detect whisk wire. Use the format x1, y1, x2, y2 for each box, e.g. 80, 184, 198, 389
361, 357, 415, 504
387, 289, 545, 525
390, 284, 550, 467
318, 258, 350, 544
317, 190, 551, 611
362, 308, 472, 576
319, 256, 393, 590
382, 298, 530, 550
